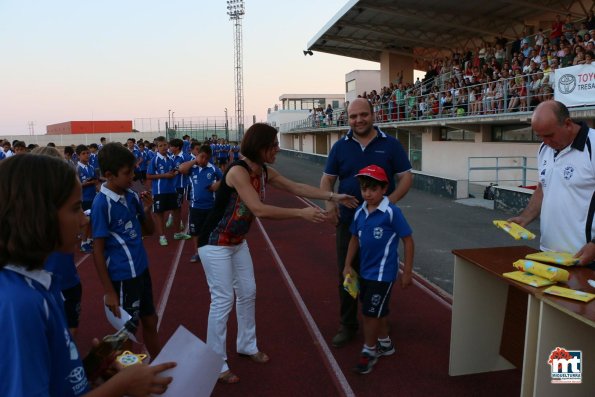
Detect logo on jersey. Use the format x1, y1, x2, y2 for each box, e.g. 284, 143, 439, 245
373, 227, 383, 239
563, 166, 574, 180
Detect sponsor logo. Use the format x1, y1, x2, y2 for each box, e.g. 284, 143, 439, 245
557, 74, 576, 94
548, 347, 582, 384
563, 166, 574, 180
373, 227, 383, 239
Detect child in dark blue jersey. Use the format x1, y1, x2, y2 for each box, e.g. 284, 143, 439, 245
343, 165, 414, 375
0, 154, 175, 397
169, 138, 192, 240
91, 143, 162, 359
76, 144, 98, 252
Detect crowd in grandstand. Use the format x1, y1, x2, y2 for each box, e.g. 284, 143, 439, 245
302, 12, 595, 127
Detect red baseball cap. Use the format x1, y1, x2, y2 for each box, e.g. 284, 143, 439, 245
355, 165, 388, 183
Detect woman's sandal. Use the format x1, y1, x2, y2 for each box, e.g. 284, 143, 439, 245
218, 370, 240, 384
238, 351, 270, 364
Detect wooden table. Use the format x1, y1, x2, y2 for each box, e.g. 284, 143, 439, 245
449, 246, 594, 397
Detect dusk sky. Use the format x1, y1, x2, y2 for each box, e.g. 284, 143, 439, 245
0, 0, 380, 135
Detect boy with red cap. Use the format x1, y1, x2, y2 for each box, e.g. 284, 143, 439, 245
343, 164, 414, 374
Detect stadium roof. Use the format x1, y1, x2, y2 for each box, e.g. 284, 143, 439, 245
307, 0, 589, 66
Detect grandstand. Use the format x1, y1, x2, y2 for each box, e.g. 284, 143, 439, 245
282, 0, 595, 201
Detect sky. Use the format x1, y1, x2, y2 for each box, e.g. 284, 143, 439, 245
0, 0, 380, 135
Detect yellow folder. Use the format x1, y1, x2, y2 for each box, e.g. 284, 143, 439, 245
343, 272, 359, 299
493, 220, 536, 240
513, 259, 570, 282
502, 271, 556, 287
543, 286, 595, 303
525, 251, 579, 267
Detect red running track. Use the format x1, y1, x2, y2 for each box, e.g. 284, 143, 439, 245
72, 187, 521, 397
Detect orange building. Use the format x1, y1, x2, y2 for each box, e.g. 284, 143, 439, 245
46, 120, 133, 135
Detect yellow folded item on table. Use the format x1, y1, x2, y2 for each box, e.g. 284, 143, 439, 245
343, 272, 359, 299
525, 251, 579, 267
543, 286, 595, 303
493, 220, 536, 240
513, 259, 570, 282
502, 271, 556, 287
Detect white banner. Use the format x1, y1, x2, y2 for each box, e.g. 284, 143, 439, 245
553, 64, 595, 107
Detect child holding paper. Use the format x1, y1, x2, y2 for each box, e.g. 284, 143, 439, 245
343, 165, 414, 374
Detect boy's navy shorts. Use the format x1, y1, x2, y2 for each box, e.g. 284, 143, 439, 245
153, 193, 177, 213
111, 269, 156, 322
175, 187, 185, 208
62, 282, 82, 328
188, 208, 210, 236
359, 278, 394, 318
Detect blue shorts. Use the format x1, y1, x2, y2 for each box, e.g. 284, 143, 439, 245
188, 208, 210, 236
359, 278, 394, 318
110, 269, 156, 322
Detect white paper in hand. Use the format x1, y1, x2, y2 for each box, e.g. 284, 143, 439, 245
103, 296, 137, 342
151, 325, 223, 397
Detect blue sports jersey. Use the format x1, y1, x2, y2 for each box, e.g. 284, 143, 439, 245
172, 152, 192, 188
147, 153, 176, 195
44, 251, 80, 291
324, 127, 411, 222
0, 266, 90, 397
138, 149, 149, 171
91, 185, 149, 281
182, 139, 191, 154
232, 145, 240, 160
89, 153, 98, 170
350, 197, 412, 282
77, 162, 97, 203
131, 148, 142, 172
189, 162, 223, 209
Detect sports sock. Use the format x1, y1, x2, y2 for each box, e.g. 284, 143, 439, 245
362, 344, 376, 355
378, 336, 392, 347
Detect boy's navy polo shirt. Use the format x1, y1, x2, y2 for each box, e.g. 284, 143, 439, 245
324, 126, 412, 223
44, 251, 80, 291
0, 266, 89, 396
131, 148, 142, 171
173, 152, 192, 189
182, 139, 191, 154
89, 152, 98, 169
77, 162, 97, 203
350, 197, 412, 282
138, 149, 149, 172
147, 152, 176, 195
0, 151, 5, 161
189, 162, 223, 209
91, 185, 148, 281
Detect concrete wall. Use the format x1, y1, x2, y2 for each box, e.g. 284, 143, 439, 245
345, 70, 380, 104
267, 109, 309, 129
380, 51, 415, 86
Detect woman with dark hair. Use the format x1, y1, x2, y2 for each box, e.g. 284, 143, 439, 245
198, 123, 357, 384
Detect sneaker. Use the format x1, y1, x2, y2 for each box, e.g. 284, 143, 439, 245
166, 214, 173, 228
376, 341, 395, 357
80, 241, 93, 253
179, 221, 184, 231
331, 328, 356, 348
173, 233, 191, 240
353, 352, 378, 374
190, 254, 200, 263
159, 236, 168, 246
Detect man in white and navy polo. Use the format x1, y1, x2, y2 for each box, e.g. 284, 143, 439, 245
510, 100, 595, 265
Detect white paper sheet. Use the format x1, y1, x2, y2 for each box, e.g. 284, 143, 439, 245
103, 296, 137, 343
151, 325, 223, 397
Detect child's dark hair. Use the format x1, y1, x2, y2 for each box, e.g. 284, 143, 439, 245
75, 144, 89, 156
155, 136, 167, 144
13, 141, 26, 149
199, 144, 212, 156
169, 138, 183, 149
0, 155, 77, 270
64, 146, 74, 155
98, 142, 136, 177
89, 143, 98, 150
357, 175, 388, 189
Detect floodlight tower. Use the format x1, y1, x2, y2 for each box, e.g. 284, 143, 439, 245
226, 0, 245, 141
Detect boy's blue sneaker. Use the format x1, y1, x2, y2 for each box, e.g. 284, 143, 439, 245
353, 351, 378, 374
376, 341, 395, 357
80, 241, 93, 253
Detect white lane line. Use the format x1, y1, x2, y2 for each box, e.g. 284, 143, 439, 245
256, 218, 356, 397
75, 254, 90, 268
156, 238, 186, 331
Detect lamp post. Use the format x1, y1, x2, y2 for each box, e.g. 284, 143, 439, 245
224, 107, 229, 141
226, 0, 245, 140
172, 112, 175, 131
168, 109, 171, 132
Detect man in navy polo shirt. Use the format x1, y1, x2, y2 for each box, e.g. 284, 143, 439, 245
510, 100, 595, 266
320, 97, 413, 348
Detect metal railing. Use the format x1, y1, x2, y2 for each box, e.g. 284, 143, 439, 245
467, 156, 538, 196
